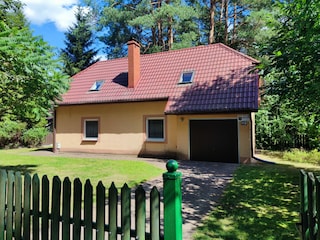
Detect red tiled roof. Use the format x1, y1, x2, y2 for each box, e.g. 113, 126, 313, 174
59, 43, 260, 113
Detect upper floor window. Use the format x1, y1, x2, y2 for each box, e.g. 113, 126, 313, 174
90, 80, 104, 91
179, 71, 194, 84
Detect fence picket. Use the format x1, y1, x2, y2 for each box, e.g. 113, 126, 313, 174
14, 172, 22, 240
109, 182, 118, 240
300, 170, 308, 240
84, 180, 93, 240
0, 170, 7, 240
150, 186, 160, 240
73, 178, 82, 240
0, 160, 182, 240
307, 172, 317, 239
62, 177, 71, 240
96, 181, 106, 240
121, 183, 131, 240
41, 175, 50, 240
23, 173, 31, 240
32, 174, 40, 240
316, 176, 320, 240
6, 171, 14, 240
135, 186, 146, 240
51, 176, 62, 240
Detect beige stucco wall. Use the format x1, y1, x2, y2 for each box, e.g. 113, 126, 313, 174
55, 102, 254, 163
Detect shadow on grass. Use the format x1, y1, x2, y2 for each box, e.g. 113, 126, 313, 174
194, 163, 301, 240
0, 164, 38, 175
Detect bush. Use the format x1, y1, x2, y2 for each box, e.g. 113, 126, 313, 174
0, 118, 26, 148
283, 149, 320, 165
22, 127, 48, 147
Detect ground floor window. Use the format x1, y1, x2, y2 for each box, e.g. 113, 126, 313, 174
83, 119, 99, 141
146, 117, 165, 141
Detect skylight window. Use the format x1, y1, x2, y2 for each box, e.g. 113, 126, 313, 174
179, 71, 194, 84
90, 80, 104, 91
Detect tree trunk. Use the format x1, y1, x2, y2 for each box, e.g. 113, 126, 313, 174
208, 0, 216, 44
232, 1, 237, 45
224, 0, 228, 44
166, 0, 173, 50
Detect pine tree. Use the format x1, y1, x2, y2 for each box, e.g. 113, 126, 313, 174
60, 6, 99, 76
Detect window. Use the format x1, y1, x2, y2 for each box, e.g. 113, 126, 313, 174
90, 80, 104, 91
179, 71, 194, 84
146, 118, 165, 141
84, 119, 99, 140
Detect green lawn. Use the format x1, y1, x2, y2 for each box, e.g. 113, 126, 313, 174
0, 148, 164, 188
194, 154, 320, 240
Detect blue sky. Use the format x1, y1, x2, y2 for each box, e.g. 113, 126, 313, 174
21, 0, 83, 52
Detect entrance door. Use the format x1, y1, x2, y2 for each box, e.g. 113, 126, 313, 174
190, 119, 238, 163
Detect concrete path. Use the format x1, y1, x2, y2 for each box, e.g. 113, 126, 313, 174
28, 150, 238, 239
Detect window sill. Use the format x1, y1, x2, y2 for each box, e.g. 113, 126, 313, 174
146, 138, 165, 143
82, 138, 98, 142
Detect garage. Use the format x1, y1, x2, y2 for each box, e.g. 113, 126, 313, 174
189, 119, 239, 163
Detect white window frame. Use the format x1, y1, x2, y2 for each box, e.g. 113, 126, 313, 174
146, 117, 165, 142
83, 119, 99, 141
90, 80, 104, 91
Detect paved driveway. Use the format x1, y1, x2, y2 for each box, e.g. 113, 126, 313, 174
140, 159, 238, 239
28, 150, 238, 239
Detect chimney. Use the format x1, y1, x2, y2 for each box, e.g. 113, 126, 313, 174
127, 40, 141, 88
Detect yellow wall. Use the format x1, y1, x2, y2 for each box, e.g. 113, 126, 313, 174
55, 102, 254, 163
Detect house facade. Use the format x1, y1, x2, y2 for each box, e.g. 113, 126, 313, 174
55, 41, 260, 163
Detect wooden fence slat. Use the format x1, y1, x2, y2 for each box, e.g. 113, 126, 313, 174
6, 171, 14, 240
0, 170, 7, 240
32, 174, 40, 240
121, 184, 131, 240
300, 170, 308, 240
14, 172, 22, 240
96, 181, 105, 240
108, 182, 118, 240
51, 176, 62, 240
84, 180, 93, 240
41, 176, 50, 240
73, 178, 82, 240
62, 177, 71, 240
23, 173, 31, 240
150, 186, 160, 240
307, 172, 317, 239
135, 186, 146, 240
315, 176, 320, 240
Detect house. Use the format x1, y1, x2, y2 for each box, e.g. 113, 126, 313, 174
54, 40, 260, 163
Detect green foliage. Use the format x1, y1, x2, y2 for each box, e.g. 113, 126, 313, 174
0, 0, 28, 28
0, 21, 70, 126
194, 164, 300, 239
0, 117, 26, 148
262, 0, 320, 113
22, 127, 48, 147
60, 6, 99, 76
256, 95, 320, 150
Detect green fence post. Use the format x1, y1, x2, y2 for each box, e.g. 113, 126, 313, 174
163, 160, 182, 240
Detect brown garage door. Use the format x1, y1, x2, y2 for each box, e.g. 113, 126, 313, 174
190, 119, 239, 163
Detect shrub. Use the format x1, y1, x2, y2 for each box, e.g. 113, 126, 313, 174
0, 118, 26, 148
283, 149, 320, 165
22, 127, 48, 147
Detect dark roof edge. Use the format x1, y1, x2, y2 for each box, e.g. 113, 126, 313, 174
165, 108, 259, 115
57, 97, 169, 107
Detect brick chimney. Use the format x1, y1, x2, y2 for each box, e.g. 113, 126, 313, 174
127, 40, 141, 88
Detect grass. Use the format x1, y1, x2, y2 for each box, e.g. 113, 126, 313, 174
0, 148, 164, 188
193, 153, 320, 240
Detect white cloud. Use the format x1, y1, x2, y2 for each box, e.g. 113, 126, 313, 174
21, 0, 81, 31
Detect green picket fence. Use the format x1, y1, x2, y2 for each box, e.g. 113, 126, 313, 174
299, 170, 320, 240
0, 160, 183, 240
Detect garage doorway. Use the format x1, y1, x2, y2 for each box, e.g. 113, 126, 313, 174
190, 119, 239, 163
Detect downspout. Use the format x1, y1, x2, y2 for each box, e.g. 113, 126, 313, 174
53, 108, 57, 153
250, 113, 275, 164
